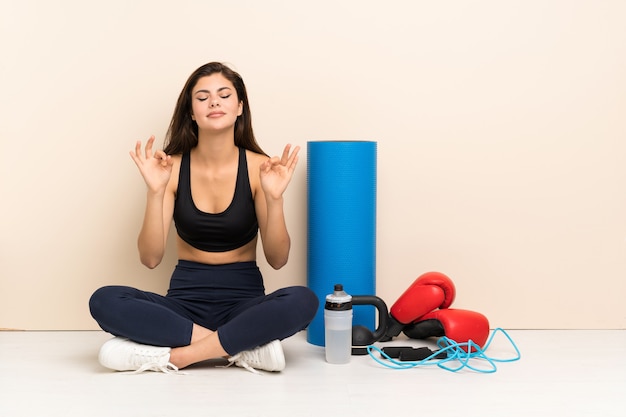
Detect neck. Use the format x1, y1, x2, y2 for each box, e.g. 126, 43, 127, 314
193, 129, 238, 164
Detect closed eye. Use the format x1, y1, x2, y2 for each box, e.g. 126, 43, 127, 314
196, 95, 230, 102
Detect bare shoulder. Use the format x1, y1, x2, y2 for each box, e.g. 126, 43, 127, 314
169, 153, 183, 166
245, 149, 268, 163
245, 150, 267, 194
245, 149, 268, 174
166, 154, 183, 195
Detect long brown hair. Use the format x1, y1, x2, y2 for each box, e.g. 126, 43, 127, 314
163, 62, 265, 156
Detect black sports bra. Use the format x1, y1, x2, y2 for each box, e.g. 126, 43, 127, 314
173, 147, 259, 252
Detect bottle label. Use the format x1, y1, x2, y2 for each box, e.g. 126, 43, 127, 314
325, 301, 352, 311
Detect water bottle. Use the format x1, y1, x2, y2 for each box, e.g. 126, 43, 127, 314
324, 284, 353, 364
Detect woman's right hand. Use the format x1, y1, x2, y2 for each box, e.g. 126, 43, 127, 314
129, 135, 173, 193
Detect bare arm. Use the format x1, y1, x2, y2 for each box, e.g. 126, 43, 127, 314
255, 145, 300, 269
129, 136, 175, 269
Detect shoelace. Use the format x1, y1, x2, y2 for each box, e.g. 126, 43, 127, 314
225, 355, 262, 375
131, 361, 181, 374
123, 348, 182, 375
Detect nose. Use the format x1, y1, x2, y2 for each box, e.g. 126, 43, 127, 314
210, 98, 220, 107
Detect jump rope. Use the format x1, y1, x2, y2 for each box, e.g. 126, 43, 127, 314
365, 328, 521, 374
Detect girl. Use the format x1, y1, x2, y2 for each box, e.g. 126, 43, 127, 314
89, 62, 318, 373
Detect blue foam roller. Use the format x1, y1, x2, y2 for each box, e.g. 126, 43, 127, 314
307, 141, 377, 346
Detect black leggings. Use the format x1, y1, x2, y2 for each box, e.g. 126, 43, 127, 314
89, 260, 319, 355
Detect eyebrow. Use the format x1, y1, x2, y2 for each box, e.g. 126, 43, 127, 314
193, 87, 232, 95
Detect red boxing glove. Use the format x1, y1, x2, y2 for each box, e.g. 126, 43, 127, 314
385, 272, 456, 339
403, 308, 490, 350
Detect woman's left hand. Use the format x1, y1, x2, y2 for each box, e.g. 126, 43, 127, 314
260, 144, 300, 200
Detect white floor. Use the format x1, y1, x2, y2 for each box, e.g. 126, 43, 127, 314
0, 330, 624, 417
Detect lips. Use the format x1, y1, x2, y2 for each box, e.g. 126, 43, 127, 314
208, 111, 225, 117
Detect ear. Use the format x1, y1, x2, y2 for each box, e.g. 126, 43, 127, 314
237, 101, 243, 116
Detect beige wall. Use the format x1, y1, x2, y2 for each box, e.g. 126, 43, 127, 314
1, 0, 624, 330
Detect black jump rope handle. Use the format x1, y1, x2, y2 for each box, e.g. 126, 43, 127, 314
381, 346, 447, 361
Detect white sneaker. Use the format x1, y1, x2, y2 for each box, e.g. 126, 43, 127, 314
98, 337, 178, 373
228, 340, 285, 374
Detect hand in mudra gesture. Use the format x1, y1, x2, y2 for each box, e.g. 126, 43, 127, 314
129, 135, 173, 193
260, 144, 300, 200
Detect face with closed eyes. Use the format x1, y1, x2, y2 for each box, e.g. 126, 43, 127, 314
191, 73, 243, 134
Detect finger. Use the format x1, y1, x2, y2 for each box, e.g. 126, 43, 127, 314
160, 154, 172, 168
129, 150, 140, 165
154, 150, 170, 167
153, 150, 164, 166
154, 149, 165, 160
130, 141, 144, 166
133, 140, 142, 157
289, 153, 299, 172
287, 145, 300, 169
145, 135, 155, 159
280, 144, 291, 165
267, 156, 281, 167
